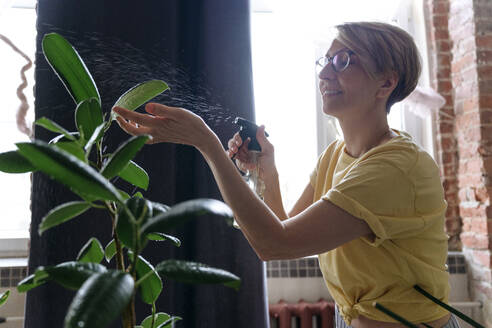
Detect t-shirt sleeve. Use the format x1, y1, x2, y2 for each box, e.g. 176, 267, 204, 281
322, 157, 428, 247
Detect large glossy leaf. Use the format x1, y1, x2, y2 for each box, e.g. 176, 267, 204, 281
141, 313, 181, 328
104, 239, 116, 263
16, 141, 123, 203
38, 201, 91, 235
118, 161, 149, 190
117, 197, 152, 250
135, 255, 162, 304
49, 132, 80, 144
111, 80, 169, 120
0, 290, 9, 307
0, 150, 35, 173
155, 260, 240, 291
64, 271, 134, 328
18, 262, 106, 292
83, 122, 105, 153
101, 135, 149, 179
141, 199, 233, 235
147, 232, 181, 247
42, 33, 100, 105
53, 141, 86, 162
35, 117, 76, 141
75, 97, 103, 140
77, 237, 104, 263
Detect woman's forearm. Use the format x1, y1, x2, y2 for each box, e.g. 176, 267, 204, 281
198, 134, 285, 260
263, 172, 289, 221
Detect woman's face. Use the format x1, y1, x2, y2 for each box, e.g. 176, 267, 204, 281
318, 40, 379, 119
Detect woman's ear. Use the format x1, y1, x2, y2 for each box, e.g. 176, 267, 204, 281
376, 71, 399, 99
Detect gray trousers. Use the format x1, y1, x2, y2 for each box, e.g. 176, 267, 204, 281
334, 304, 461, 328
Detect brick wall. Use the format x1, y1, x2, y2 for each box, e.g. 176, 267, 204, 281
425, 0, 492, 323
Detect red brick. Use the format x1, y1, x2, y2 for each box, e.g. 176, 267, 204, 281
456, 112, 480, 128
484, 156, 492, 173
473, 250, 492, 267
477, 35, 492, 49
441, 136, 457, 150
432, 1, 450, 15
437, 80, 453, 93
452, 52, 475, 73
461, 232, 490, 249
434, 29, 450, 40
445, 218, 462, 234
481, 127, 492, 142
478, 50, 492, 64
480, 95, 492, 108
433, 15, 449, 29
439, 54, 452, 68
462, 126, 482, 143
460, 205, 489, 219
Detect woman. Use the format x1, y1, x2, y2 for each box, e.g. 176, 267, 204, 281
113, 22, 460, 328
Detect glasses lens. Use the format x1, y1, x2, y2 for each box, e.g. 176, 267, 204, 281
333, 52, 350, 72
316, 57, 327, 73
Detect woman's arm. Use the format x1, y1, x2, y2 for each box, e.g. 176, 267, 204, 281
113, 104, 373, 260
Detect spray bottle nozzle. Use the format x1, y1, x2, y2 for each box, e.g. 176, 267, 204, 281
233, 117, 269, 152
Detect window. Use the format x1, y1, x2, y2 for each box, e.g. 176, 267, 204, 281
0, 2, 36, 254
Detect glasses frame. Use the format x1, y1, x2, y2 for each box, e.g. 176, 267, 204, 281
316, 49, 355, 73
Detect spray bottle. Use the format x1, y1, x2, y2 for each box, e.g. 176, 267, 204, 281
232, 117, 269, 228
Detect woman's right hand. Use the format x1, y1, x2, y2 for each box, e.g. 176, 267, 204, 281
227, 125, 276, 179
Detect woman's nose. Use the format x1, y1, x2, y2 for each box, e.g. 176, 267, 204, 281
318, 63, 336, 80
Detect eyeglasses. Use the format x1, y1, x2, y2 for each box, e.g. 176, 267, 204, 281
316, 49, 355, 73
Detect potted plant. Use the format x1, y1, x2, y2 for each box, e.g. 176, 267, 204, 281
0, 32, 240, 328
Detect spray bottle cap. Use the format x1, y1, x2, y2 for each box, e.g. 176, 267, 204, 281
233, 117, 269, 152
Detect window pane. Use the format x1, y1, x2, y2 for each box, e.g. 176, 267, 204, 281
0, 7, 36, 235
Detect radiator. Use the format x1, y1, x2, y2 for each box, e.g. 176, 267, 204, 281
269, 299, 335, 328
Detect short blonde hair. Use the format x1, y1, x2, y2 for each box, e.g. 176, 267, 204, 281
335, 22, 422, 113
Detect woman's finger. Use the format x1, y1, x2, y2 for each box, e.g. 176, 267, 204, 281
113, 106, 156, 127
116, 116, 151, 136
146, 102, 182, 118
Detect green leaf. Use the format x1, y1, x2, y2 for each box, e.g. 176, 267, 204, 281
16, 141, 123, 203
77, 237, 104, 263
45, 262, 107, 290
104, 239, 116, 263
157, 317, 182, 328
18, 262, 106, 292
112, 80, 169, 120
150, 201, 170, 215
0, 150, 36, 173
75, 97, 103, 139
101, 135, 149, 179
147, 232, 181, 247
141, 199, 233, 235
141, 313, 181, 328
35, 117, 76, 141
83, 122, 105, 153
155, 260, 241, 291
64, 271, 134, 328
135, 255, 162, 304
17, 271, 49, 293
134, 191, 144, 198
117, 197, 152, 250
42, 33, 100, 105
39, 201, 91, 235
0, 290, 9, 307
49, 132, 80, 144
53, 141, 86, 162
118, 161, 149, 190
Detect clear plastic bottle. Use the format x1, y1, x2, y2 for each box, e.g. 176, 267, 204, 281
232, 117, 268, 229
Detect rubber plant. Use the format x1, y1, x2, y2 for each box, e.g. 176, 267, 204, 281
0, 33, 240, 328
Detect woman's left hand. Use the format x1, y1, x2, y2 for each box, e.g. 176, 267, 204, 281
112, 103, 215, 150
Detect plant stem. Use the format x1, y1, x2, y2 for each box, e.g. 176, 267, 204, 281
151, 303, 156, 328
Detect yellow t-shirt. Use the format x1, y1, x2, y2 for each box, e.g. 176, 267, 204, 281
310, 130, 450, 325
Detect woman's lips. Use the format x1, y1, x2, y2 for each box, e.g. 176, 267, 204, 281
322, 90, 343, 96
